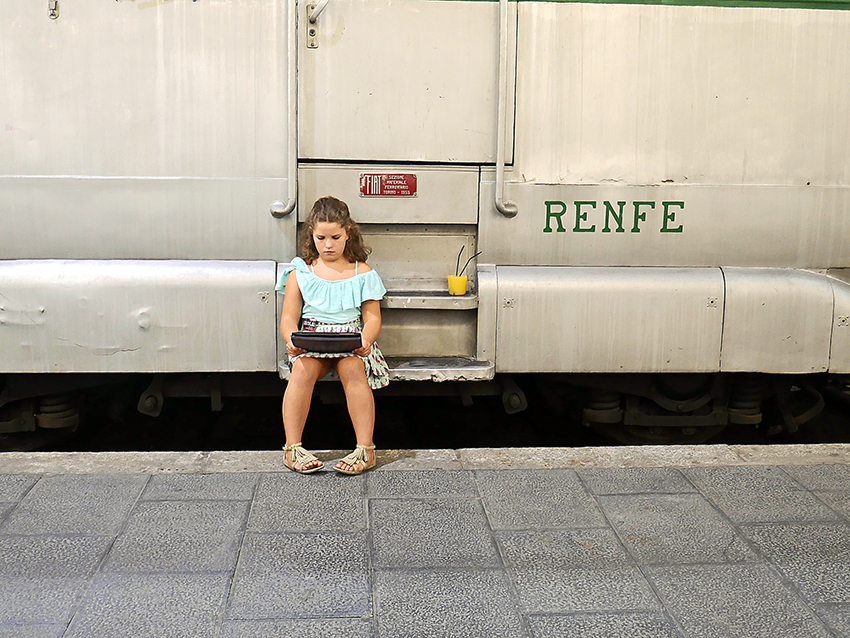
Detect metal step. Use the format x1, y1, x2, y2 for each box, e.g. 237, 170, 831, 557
381, 291, 478, 310
278, 357, 494, 382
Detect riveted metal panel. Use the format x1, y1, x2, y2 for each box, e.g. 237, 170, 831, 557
0, 261, 277, 373
721, 268, 833, 373
495, 267, 724, 373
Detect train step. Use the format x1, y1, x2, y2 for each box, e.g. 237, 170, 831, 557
278, 357, 494, 382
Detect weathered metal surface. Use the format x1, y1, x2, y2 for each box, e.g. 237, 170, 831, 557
495, 266, 725, 373
360, 226, 478, 292
720, 268, 833, 373
479, 179, 850, 269
298, 0, 515, 163
0, 260, 277, 373
514, 3, 850, 186
828, 270, 850, 373
298, 165, 479, 224
381, 293, 478, 311
0, 177, 295, 260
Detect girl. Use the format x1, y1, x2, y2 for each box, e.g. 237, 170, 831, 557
276, 196, 389, 475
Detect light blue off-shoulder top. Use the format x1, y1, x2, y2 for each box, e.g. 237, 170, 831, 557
275, 257, 387, 324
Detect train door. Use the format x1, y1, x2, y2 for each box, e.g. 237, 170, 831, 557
289, 0, 516, 380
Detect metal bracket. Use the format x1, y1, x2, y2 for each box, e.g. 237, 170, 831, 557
306, 3, 319, 49
48, 0, 59, 20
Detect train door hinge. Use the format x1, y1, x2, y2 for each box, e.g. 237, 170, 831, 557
48, 0, 59, 19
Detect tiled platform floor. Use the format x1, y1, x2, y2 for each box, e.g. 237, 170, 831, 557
0, 445, 849, 637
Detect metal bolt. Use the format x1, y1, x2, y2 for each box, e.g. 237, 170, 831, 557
508, 393, 522, 409
143, 396, 158, 411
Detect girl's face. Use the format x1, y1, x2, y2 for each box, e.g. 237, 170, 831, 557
312, 221, 349, 263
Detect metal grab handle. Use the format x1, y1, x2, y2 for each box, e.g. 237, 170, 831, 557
495, 0, 517, 218
309, 0, 331, 23
271, 0, 299, 219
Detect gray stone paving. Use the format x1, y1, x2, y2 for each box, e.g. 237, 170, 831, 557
0, 447, 849, 637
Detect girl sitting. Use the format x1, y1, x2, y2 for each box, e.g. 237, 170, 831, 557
276, 196, 389, 475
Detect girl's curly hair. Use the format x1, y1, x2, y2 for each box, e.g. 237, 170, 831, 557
299, 196, 371, 263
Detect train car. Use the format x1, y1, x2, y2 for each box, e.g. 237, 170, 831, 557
1, 0, 849, 445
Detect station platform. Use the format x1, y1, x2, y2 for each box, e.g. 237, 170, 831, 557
1, 443, 849, 638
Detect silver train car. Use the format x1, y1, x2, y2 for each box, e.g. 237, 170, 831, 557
2, 0, 849, 445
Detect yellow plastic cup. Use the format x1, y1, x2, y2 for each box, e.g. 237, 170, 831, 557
447, 275, 468, 296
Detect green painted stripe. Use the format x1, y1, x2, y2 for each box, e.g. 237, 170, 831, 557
523, 0, 850, 9
460, 0, 850, 10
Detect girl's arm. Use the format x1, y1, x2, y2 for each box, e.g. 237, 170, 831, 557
280, 271, 306, 356
354, 299, 382, 357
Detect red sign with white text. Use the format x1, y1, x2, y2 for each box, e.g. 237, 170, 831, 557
359, 173, 417, 198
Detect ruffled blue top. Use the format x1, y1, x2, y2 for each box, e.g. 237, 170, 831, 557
275, 257, 387, 324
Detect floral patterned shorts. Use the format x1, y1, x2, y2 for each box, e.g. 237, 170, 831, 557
290, 317, 390, 390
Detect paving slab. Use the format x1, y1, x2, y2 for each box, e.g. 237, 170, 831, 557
741, 522, 850, 604
141, 472, 260, 500
0, 474, 147, 536
599, 493, 757, 564
577, 468, 696, 495
0, 577, 94, 625
0, 624, 65, 638
646, 563, 832, 638
781, 464, 850, 491
63, 573, 230, 638
102, 500, 249, 573
813, 604, 850, 636
526, 612, 683, 638
815, 491, 850, 521
497, 529, 660, 613
367, 469, 477, 498
476, 469, 606, 530
0, 475, 38, 501
227, 532, 370, 619
371, 498, 500, 569
684, 466, 839, 524
374, 569, 526, 638
248, 472, 366, 532
220, 618, 373, 638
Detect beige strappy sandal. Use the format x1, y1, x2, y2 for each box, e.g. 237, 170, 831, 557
334, 444, 376, 475
283, 443, 324, 474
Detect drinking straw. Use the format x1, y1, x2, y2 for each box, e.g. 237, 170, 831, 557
455, 246, 465, 277
458, 251, 483, 277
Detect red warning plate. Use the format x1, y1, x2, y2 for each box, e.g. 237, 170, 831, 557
359, 173, 417, 198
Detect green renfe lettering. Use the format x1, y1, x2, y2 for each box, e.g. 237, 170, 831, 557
542, 199, 685, 234
632, 201, 655, 233
602, 201, 626, 233
661, 201, 684, 233
573, 201, 597, 232
543, 200, 568, 233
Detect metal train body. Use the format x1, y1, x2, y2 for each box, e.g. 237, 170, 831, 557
2, 0, 849, 440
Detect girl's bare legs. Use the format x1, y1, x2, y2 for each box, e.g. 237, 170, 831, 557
334, 356, 375, 472
282, 356, 331, 471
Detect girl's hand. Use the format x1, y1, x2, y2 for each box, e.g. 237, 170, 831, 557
286, 341, 306, 357
353, 336, 372, 357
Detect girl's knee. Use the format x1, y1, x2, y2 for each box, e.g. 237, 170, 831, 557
291, 357, 330, 382
336, 356, 368, 384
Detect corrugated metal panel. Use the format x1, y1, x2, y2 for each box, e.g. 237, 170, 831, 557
0, 260, 277, 373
